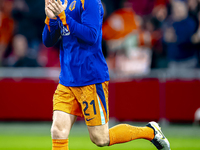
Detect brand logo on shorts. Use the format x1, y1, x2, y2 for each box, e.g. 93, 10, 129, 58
86, 117, 95, 121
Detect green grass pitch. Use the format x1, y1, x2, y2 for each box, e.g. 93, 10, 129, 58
0, 121, 200, 150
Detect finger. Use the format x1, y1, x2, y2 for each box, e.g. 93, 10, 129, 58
49, 2, 60, 12
57, 0, 62, 5
47, 6, 54, 13
64, 0, 68, 7
45, 0, 49, 5
47, 4, 56, 13
50, 0, 54, 4
45, 0, 50, 8
45, 7, 56, 18
53, 0, 61, 9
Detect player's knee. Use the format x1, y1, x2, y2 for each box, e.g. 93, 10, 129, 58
51, 125, 69, 139
90, 134, 109, 147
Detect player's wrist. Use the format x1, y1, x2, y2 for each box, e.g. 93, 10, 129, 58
57, 11, 65, 19
57, 11, 67, 25
45, 16, 58, 26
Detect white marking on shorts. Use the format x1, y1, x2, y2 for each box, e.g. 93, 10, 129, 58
97, 95, 105, 125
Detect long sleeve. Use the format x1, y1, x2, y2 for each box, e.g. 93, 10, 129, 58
46, 0, 110, 87
57, 0, 102, 45
42, 17, 61, 47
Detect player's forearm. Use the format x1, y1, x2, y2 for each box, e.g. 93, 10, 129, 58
42, 17, 61, 47
57, 8, 100, 45
46, 0, 101, 45
65, 14, 99, 45
42, 25, 60, 47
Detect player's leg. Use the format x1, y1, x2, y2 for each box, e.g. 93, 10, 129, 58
76, 81, 154, 147
51, 110, 77, 139
51, 84, 84, 150
87, 123, 110, 147
51, 111, 77, 150
81, 81, 170, 149
108, 123, 154, 146
87, 121, 170, 150
71, 81, 110, 147
87, 122, 154, 147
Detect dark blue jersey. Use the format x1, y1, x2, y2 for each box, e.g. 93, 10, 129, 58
42, 0, 109, 86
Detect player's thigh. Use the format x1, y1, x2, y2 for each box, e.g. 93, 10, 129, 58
72, 81, 109, 126
53, 84, 83, 117
87, 122, 109, 143
51, 110, 77, 139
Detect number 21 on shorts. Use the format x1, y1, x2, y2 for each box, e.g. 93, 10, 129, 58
82, 100, 96, 116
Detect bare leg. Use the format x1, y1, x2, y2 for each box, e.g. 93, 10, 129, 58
51, 110, 77, 139
87, 123, 110, 147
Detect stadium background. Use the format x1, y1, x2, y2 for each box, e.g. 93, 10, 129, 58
0, 0, 200, 149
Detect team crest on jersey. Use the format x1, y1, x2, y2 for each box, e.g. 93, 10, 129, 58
69, 1, 76, 11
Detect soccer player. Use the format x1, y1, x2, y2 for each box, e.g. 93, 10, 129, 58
42, 0, 171, 150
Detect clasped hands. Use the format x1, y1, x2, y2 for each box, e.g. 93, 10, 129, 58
45, 0, 68, 19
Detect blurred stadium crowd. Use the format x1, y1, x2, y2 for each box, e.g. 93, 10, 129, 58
0, 0, 200, 76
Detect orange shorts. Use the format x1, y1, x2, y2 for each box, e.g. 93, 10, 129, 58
53, 81, 109, 126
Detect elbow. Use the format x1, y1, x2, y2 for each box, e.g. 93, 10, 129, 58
87, 28, 98, 45
42, 34, 54, 47
42, 27, 55, 47
88, 37, 98, 45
